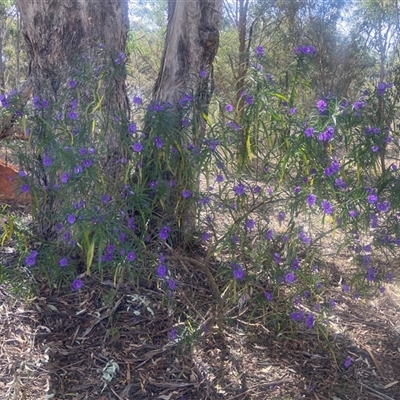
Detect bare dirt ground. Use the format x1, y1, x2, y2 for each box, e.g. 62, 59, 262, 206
1, 259, 400, 400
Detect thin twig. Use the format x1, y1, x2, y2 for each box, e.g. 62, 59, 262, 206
230, 379, 288, 399
359, 382, 395, 400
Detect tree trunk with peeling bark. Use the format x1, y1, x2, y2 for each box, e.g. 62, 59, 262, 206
154, 0, 223, 142
15, 0, 129, 238
16, 0, 129, 119
150, 0, 223, 242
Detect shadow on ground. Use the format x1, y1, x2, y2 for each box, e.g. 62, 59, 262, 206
1, 270, 400, 400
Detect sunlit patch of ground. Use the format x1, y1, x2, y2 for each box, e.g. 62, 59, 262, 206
0, 269, 400, 399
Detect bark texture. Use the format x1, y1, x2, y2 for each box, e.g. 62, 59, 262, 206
153, 0, 223, 110
16, 0, 129, 114
150, 0, 223, 244
15, 0, 130, 239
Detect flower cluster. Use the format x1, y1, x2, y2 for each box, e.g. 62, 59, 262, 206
293, 45, 317, 56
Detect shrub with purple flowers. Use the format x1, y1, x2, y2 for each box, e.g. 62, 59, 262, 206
2, 38, 400, 353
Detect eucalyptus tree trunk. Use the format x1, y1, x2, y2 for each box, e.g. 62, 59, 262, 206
15, 0, 129, 238
151, 0, 223, 242
153, 0, 223, 143
16, 0, 129, 118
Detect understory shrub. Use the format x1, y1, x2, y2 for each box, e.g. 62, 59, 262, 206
0, 44, 399, 340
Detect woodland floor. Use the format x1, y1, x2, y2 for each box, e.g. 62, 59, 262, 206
1, 204, 400, 400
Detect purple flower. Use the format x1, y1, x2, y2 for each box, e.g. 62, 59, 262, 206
377, 82, 387, 96
168, 278, 176, 290
21, 184, 30, 193
290, 310, 304, 322
127, 252, 135, 262
353, 101, 365, 111
67, 214, 76, 224
371, 145, 379, 152
226, 121, 241, 131
293, 45, 317, 56
298, 231, 311, 244
33, 96, 41, 109
342, 284, 350, 293
68, 79, 76, 88
273, 253, 281, 263
285, 273, 295, 284
225, 104, 233, 112
305, 313, 314, 328
101, 194, 111, 203
18, 170, 27, 177
182, 118, 191, 127
245, 219, 255, 230
321, 199, 334, 215
316, 99, 327, 114
133, 142, 143, 152
367, 194, 378, 204
157, 264, 167, 278
61, 172, 70, 184
74, 165, 83, 174
169, 328, 177, 341
179, 93, 193, 106
290, 107, 297, 115
25, 250, 37, 266
245, 95, 254, 105
265, 229, 273, 240
159, 226, 170, 241
128, 122, 137, 133
367, 267, 375, 282
68, 111, 78, 120
318, 126, 334, 142
377, 201, 390, 212
199, 69, 207, 79
278, 211, 285, 221
344, 356, 352, 369
43, 155, 52, 167
329, 299, 337, 308
307, 194, 316, 206
264, 292, 273, 301
334, 178, 347, 189
201, 232, 210, 241
324, 157, 340, 176
349, 210, 357, 218
59, 258, 68, 267
182, 189, 192, 198
154, 136, 163, 148
255, 45, 265, 57
83, 159, 92, 168
133, 96, 142, 105
198, 197, 211, 205
233, 266, 245, 280
233, 183, 245, 196
72, 279, 83, 291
